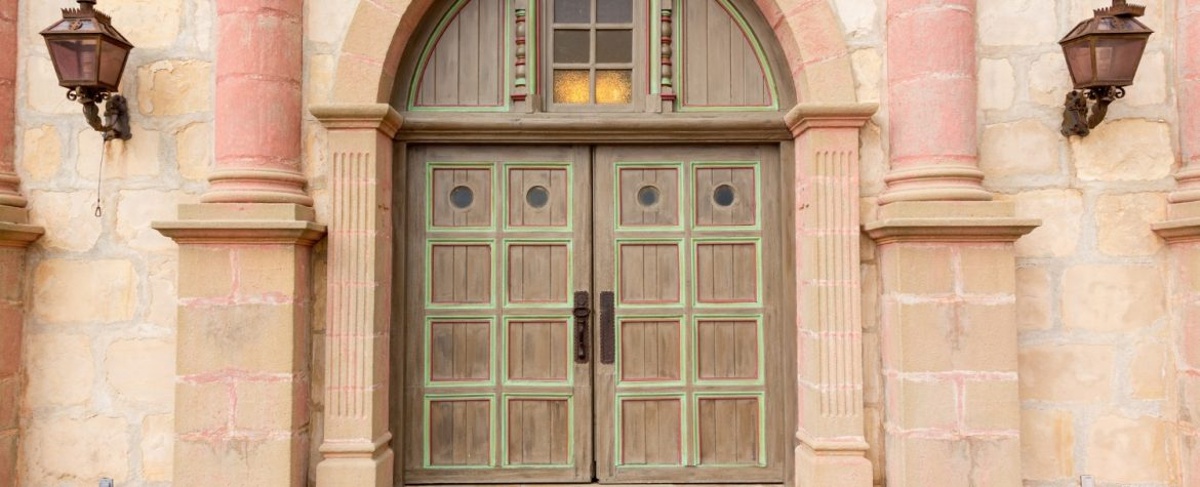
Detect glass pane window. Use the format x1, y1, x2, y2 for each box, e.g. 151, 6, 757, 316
548, 0, 637, 108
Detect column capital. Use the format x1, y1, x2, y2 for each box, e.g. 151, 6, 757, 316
311, 104, 403, 137
785, 102, 877, 136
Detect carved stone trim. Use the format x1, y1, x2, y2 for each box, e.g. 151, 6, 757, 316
785, 102, 878, 135
1152, 218, 1200, 243
311, 104, 404, 137
397, 112, 791, 142
865, 218, 1040, 245
152, 220, 326, 246
0, 221, 44, 248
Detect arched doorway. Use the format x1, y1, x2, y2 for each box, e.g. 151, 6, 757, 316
312, 1, 877, 486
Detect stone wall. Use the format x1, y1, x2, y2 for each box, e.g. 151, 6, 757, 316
3, 0, 1189, 486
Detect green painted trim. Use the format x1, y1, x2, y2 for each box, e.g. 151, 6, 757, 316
674, 0, 780, 112
500, 315, 576, 387
423, 316, 498, 388
501, 238, 576, 308
425, 162, 499, 233
499, 393, 576, 468
612, 161, 685, 232
689, 392, 768, 467
613, 314, 688, 389
613, 392, 690, 468
501, 161, 575, 233
407, 0, 514, 112
422, 394, 498, 469
689, 237, 764, 309
424, 238, 498, 310
688, 314, 766, 387
689, 160, 763, 232
613, 237, 686, 309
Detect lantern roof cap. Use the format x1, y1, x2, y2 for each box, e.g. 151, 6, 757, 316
39, 0, 132, 49
1060, 0, 1153, 45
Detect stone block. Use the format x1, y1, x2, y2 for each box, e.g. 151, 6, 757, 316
1017, 266, 1052, 331
307, 0, 357, 44
1019, 344, 1114, 402
882, 245, 954, 295
136, 60, 213, 116
979, 120, 1061, 181
23, 415, 130, 483
95, 0, 183, 48
78, 124, 162, 180
1012, 190, 1083, 258
895, 436, 971, 486
1095, 192, 1166, 257
1021, 408, 1074, 481
1086, 414, 1173, 483
959, 246, 1016, 294
1178, 244, 1200, 294
959, 304, 1019, 372
1028, 52, 1073, 107
0, 305, 19, 376
0, 431, 14, 487
235, 380, 306, 432
892, 377, 957, 430
1124, 50, 1168, 106
141, 414, 174, 482
33, 259, 137, 324
1071, 119, 1174, 182
20, 125, 61, 182
175, 438, 298, 487
117, 190, 194, 252
1130, 341, 1167, 400
963, 380, 1019, 431
888, 302, 953, 372
850, 48, 881, 104
106, 338, 175, 405
1062, 264, 1165, 332
0, 250, 23, 302
25, 57, 76, 114
27, 191, 103, 252
24, 333, 93, 408
178, 246, 233, 298
177, 304, 302, 375
978, 0, 1058, 46
176, 382, 228, 434
238, 246, 300, 297
176, 123, 213, 181
0, 378, 17, 431
969, 437, 1021, 486
978, 58, 1014, 111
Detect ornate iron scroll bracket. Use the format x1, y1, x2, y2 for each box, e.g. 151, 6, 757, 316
70, 88, 132, 141
1061, 86, 1125, 137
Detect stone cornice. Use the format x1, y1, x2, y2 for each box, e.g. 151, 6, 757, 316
0, 221, 44, 248
310, 103, 404, 138
1153, 218, 1200, 244
785, 102, 879, 136
865, 217, 1041, 245
394, 112, 792, 143
153, 220, 327, 246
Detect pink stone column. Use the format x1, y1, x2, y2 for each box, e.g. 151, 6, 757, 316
0, 0, 24, 209
204, 0, 311, 206
880, 0, 991, 204
1171, 0, 1200, 203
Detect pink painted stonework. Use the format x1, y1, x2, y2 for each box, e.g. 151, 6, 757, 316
206, 0, 310, 205
1173, 0, 1200, 202
0, 0, 22, 208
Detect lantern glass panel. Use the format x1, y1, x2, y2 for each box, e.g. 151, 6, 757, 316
1064, 41, 1095, 86
1094, 37, 1147, 85
48, 38, 99, 84
98, 39, 129, 88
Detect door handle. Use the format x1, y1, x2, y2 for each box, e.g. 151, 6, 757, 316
573, 291, 591, 363
599, 291, 615, 365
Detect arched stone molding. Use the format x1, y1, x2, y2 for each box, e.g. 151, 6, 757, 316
315, 2, 871, 487
331, 0, 857, 106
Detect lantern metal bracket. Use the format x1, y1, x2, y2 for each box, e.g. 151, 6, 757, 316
68, 88, 131, 142
1061, 86, 1125, 138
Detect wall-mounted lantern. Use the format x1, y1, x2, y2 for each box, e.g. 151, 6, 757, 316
1059, 0, 1153, 137
40, 0, 134, 141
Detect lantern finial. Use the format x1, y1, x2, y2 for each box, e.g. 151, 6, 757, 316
1096, 0, 1146, 18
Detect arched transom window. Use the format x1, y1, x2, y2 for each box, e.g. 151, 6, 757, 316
398, 0, 781, 114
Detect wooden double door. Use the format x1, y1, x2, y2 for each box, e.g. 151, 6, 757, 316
403, 145, 786, 484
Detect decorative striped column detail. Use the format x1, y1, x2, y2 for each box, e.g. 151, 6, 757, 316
312, 104, 402, 487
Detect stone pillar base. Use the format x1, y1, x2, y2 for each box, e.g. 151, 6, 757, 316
795, 443, 873, 487
155, 204, 325, 487
0, 206, 42, 487
315, 448, 394, 487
